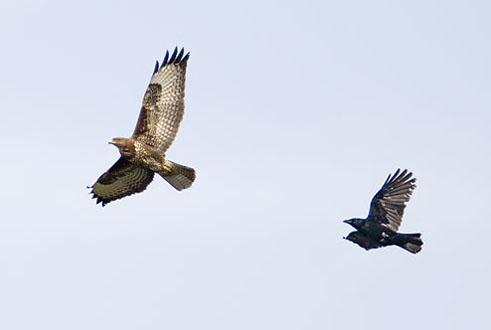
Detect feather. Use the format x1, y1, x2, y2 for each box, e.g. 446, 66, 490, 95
169, 47, 178, 63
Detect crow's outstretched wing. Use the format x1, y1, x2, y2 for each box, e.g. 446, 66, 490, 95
132, 47, 189, 153
367, 169, 416, 232
90, 157, 154, 206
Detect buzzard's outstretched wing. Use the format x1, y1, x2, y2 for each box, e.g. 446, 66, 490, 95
132, 47, 190, 153
367, 169, 416, 232
90, 157, 154, 206
344, 231, 384, 250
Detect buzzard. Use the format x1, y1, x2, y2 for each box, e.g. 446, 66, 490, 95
89, 47, 195, 206
343, 169, 423, 254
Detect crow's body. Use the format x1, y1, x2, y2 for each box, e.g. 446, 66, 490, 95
343, 169, 423, 254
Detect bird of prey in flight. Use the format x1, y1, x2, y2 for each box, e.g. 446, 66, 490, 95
89, 47, 195, 206
343, 169, 423, 254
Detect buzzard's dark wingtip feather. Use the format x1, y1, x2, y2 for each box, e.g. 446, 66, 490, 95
161, 50, 169, 68
176, 48, 184, 62
161, 48, 189, 66
94, 196, 109, 207
169, 47, 178, 63
153, 61, 159, 75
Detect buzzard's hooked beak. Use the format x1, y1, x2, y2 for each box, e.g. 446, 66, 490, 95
108, 139, 116, 145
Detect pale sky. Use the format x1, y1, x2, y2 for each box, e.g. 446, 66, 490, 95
1, 1, 490, 329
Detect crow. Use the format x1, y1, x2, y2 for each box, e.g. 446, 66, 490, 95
343, 169, 423, 254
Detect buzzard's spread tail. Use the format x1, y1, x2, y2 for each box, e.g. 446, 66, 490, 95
393, 233, 423, 254
159, 159, 196, 191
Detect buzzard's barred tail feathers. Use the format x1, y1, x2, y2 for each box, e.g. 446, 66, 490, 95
159, 160, 196, 191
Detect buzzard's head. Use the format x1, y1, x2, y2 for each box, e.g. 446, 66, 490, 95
109, 137, 135, 158
343, 218, 365, 230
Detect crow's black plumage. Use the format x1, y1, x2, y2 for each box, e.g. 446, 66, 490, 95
343, 169, 423, 254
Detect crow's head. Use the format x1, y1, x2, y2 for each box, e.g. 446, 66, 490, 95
343, 218, 365, 230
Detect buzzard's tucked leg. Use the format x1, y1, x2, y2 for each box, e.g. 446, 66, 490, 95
162, 162, 173, 174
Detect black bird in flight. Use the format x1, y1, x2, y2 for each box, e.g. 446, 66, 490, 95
343, 169, 423, 254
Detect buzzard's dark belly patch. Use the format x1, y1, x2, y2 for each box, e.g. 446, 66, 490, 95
132, 141, 165, 172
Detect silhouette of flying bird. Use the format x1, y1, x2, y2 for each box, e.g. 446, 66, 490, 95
89, 47, 195, 206
343, 169, 423, 254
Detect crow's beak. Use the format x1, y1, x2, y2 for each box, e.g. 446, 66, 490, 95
343, 220, 349, 224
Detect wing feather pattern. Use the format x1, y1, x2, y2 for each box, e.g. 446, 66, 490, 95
132, 47, 190, 153
90, 157, 154, 206
367, 169, 416, 231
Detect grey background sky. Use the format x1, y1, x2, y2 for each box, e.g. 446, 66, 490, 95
1, 0, 490, 329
